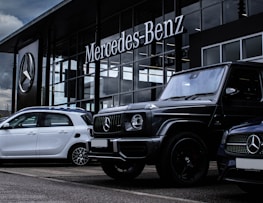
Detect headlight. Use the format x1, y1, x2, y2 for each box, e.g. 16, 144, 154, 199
131, 114, 143, 130
125, 114, 144, 131
221, 130, 229, 144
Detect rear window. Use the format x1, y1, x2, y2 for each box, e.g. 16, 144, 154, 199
81, 112, 93, 125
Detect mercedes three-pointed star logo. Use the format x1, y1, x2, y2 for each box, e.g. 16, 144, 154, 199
246, 134, 261, 154
19, 52, 35, 93
103, 117, 111, 132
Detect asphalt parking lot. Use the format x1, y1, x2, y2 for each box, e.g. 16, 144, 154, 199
0, 161, 260, 203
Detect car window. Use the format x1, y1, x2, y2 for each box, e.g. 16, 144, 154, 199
8, 113, 38, 128
226, 69, 262, 101
40, 113, 73, 127
81, 112, 93, 125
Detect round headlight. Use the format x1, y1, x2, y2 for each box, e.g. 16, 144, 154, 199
131, 114, 143, 130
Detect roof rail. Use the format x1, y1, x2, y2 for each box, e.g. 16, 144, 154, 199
18, 106, 88, 113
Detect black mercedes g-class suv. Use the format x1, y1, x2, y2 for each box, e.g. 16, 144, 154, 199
87, 61, 263, 187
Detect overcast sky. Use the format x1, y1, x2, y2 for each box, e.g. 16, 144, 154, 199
0, 0, 63, 111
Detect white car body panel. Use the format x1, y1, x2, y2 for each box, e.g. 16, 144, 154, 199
0, 107, 92, 164
37, 126, 74, 156
0, 128, 38, 157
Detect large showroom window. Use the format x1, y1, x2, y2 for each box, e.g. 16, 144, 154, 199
202, 33, 263, 66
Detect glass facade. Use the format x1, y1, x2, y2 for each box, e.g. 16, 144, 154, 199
44, 0, 263, 112
202, 33, 263, 65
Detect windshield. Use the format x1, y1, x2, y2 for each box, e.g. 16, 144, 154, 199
159, 66, 226, 101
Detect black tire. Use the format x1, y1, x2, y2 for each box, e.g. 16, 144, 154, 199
156, 132, 209, 187
238, 183, 262, 194
69, 144, 90, 166
101, 161, 145, 180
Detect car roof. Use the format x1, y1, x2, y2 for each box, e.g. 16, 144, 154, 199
17, 106, 92, 115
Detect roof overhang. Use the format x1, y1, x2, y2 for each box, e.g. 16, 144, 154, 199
0, 0, 143, 53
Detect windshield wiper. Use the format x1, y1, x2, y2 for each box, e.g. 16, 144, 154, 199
162, 96, 188, 101
185, 92, 214, 100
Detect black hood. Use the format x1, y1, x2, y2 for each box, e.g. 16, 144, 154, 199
98, 100, 214, 114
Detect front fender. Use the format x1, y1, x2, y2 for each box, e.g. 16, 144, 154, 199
156, 119, 207, 137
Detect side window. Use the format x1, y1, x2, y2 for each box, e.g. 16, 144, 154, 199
226, 69, 262, 101
8, 113, 38, 128
41, 113, 73, 127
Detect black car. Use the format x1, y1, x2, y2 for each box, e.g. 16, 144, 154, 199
87, 61, 263, 187
218, 118, 263, 193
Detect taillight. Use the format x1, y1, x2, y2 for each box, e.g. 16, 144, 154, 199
88, 128, 93, 137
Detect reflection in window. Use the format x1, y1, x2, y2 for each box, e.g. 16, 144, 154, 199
87, 63, 95, 74
184, 12, 200, 45
202, 4, 221, 30
149, 69, 163, 83
122, 66, 133, 80
134, 89, 152, 103
100, 61, 108, 77
203, 46, 220, 66
166, 67, 175, 82
121, 65, 133, 92
160, 66, 225, 101
223, 0, 239, 23
222, 41, 240, 62
9, 113, 38, 128
120, 93, 132, 106
84, 75, 94, 99
70, 59, 77, 70
242, 35, 262, 59
54, 83, 67, 105
44, 113, 72, 127
202, 0, 220, 7
137, 57, 163, 88
202, 33, 263, 66
227, 69, 261, 101
62, 61, 68, 81
182, 1, 200, 14
248, 0, 263, 16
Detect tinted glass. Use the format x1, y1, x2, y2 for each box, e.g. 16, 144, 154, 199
226, 69, 261, 101
8, 113, 38, 128
81, 112, 93, 125
202, 4, 221, 30
223, 41, 240, 62
41, 113, 73, 127
160, 66, 225, 101
203, 46, 220, 65
242, 35, 262, 59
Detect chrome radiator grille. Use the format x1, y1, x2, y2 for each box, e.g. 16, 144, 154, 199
225, 133, 263, 155
94, 114, 122, 133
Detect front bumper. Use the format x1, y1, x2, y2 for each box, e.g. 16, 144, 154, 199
86, 137, 162, 163
217, 144, 263, 184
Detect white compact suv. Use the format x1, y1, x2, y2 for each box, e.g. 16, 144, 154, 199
0, 106, 93, 166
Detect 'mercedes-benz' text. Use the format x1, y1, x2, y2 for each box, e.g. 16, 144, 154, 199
85, 15, 184, 63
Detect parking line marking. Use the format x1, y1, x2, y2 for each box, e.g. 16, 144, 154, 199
43, 176, 207, 203
0, 167, 207, 203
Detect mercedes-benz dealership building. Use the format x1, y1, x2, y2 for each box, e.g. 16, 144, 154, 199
0, 0, 263, 113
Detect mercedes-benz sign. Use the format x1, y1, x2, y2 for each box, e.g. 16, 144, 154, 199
19, 52, 35, 93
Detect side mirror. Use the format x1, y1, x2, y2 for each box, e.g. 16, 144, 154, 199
1, 123, 11, 129
226, 87, 239, 96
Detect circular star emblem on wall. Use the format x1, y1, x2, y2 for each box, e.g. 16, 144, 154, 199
19, 52, 35, 93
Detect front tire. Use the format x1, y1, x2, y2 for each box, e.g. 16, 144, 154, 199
69, 145, 90, 166
156, 132, 209, 187
101, 161, 145, 180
